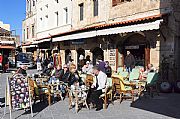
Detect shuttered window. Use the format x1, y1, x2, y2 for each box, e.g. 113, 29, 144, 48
93, 0, 98, 16
79, 3, 84, 21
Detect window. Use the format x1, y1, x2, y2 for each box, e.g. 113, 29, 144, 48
33, 0, 35, 6
45, 15, 48, 27
112, 0, 131, 6
55, 11, 59, 26
79, 3, 84, 21
93, 0, 98, 16
23, 29, 25, 41
45, 4, 48, 8
55, 0, 59, 3
32, 25, 35, 38
64, 8, 68, 24
26, 28, 29, 39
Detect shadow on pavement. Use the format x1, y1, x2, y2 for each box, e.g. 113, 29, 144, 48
131, 93, 180, 118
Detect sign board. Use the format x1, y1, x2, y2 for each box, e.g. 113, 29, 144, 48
5, 74, 33, 119
109, 45, 116, 66
72, 39, 85, 45
125, 45, 139, 49
9, 74, 30, 109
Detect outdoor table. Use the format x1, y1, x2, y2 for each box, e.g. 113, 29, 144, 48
68, 85, 89, 113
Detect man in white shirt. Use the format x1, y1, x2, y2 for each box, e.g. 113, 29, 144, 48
89, 66, 107, 111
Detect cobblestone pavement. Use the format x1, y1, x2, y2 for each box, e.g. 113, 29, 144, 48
0, 70, 180, 119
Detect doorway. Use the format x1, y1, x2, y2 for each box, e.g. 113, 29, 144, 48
92, 47, 104, 65
77, 48, 85, 70
118, 33, 150, 67
65, 49, 71, 64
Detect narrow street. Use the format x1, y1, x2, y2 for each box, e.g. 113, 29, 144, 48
0, 70, 179, 119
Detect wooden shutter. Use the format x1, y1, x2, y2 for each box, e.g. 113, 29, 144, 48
145, 47, 150, 68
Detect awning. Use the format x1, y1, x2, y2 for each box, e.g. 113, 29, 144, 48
0, 45, 15, 49
35, 38, 51, 44
0, 40, 14, 44
52, 31, 97, 42
96, 19, 163, 36
23, 45, 38, 48
52, 19, 162, 42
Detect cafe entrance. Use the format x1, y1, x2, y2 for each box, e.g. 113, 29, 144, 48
117, 33, 150, 68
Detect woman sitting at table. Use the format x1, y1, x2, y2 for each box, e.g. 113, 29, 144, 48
48, 65, 62, 84
68, 64, 84, 87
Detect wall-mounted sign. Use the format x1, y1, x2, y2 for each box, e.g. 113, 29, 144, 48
72, 39, 85, 45
125, 45, 139, 49
109, 45, 116, 66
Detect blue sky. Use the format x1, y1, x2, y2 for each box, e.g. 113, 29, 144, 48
0, 0, 25, 40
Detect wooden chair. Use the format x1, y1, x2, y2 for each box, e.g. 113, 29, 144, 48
85, 74, 94, 87
99, 77, 113, 109
49, 81, 68, 102
112, 75, 135, 103
117, 67, 124, 74
28, 78, 51, 106
129, 68, 140, 82
145, 73, 159, 97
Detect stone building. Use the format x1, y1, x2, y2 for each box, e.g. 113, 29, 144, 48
22, 0, 179, 80
0, 21, 16, 67
22, 0, 38, 57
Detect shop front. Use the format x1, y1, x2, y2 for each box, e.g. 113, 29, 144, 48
50, 14, 164, 71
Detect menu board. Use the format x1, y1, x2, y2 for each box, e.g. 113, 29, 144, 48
109, 45, 116, 66
9, 74, 30, 109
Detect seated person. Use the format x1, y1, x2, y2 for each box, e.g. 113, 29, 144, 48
16, 65, 27, 76
88, 66, 107, 111
42, 63, 53, 76
143, 64, 156, 77
49, 65, 62, 84
82, 61, 93, 74
105, 61, 112, 78
59, 64, 70, 83
68, 64, 84, 87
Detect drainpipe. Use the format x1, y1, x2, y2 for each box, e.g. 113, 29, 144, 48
71, 0, 73, 29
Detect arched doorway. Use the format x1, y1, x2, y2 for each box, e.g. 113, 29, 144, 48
91, 47, 104, 65
77, 48, 85, 70
65, 49, 71, 64
118, 33, 150, 67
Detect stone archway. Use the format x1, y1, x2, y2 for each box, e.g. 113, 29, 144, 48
117, 33, 150, 67
65, 49, 71, 64
91, 47, 104, 65
77, 48, 85, 70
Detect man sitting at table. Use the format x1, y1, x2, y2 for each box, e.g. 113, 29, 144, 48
89, 66, 107, 111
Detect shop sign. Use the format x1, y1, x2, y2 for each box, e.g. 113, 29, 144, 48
72, 39, 85, 45
109, 48, 116, 66
125, 45, 139, 49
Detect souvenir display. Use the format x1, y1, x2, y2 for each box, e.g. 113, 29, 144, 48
9, 74, 30, 109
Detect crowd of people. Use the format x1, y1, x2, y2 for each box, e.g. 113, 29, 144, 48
13, 51, 158, 111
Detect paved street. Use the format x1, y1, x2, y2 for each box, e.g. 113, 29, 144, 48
0, 70, 180, 119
